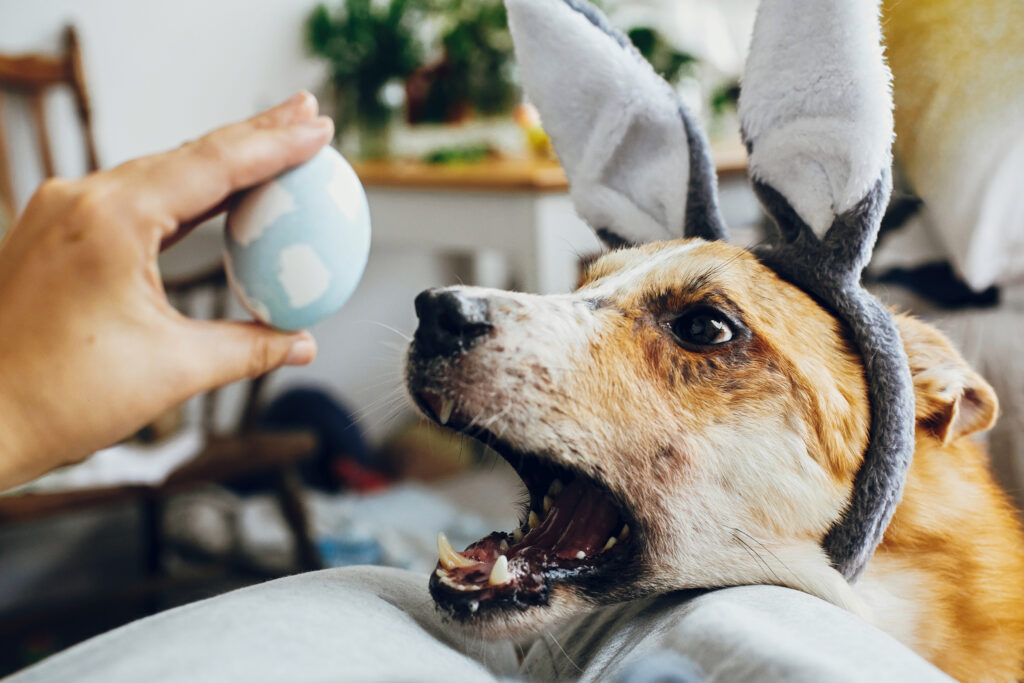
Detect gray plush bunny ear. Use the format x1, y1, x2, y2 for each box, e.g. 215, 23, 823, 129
740, 0, 915, 581
506, 0, 727, 247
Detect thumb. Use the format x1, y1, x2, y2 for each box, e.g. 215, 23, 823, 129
182, 320, 317, 393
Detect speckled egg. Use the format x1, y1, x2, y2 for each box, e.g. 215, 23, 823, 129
223, 147, 371, 331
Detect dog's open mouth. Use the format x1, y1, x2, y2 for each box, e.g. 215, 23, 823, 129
417, 389, 634, 619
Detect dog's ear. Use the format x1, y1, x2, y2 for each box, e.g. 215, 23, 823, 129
505, 0, 727, 248
898, 316, 999, 444
740, 0, 914, 582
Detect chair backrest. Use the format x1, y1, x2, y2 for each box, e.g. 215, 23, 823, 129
0, 26, 99, 218
163, 265, 269, 436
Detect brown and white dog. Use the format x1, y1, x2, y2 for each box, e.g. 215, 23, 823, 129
404, 0, 1024, 678
405, 239, 1024, 680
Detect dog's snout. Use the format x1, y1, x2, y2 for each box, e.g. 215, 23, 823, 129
413, 289, 493, 357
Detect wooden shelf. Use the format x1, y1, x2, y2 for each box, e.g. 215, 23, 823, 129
353, 145, 748, 194
353, 158, 569, 193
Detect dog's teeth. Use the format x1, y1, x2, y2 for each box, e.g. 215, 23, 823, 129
513, 528, 524, 543
438, 399, 454, 425
543, 496, 553, 513
575, 550, 586, 560
499, 539, 509, 553
620, 524, 630, 540
528, 511, 540, 529
488, 555, 510, 586
437, 532, 475, 569
469, 600, 479, 614
439, 574, 482, 591
548, 479, 563, 496
602, 537, 617, 552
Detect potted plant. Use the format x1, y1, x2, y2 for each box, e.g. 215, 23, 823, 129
405, 0, 517, 125
306, 0, 423, 158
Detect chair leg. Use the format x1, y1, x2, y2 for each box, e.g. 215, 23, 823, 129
139, 497, 164, 613
273, 468, 322, 572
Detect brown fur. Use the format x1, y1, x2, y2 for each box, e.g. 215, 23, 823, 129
580, 241, 1024, 679
411, 239, 1024, 678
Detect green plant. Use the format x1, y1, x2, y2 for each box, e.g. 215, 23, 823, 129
306, 0, 423, 138
409, 0, 517, 124
306, 0, 702, 146
627, 26, 696, 84
711, 79, 741, 116
441, 0, 516, 116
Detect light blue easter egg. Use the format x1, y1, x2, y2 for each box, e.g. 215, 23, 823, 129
224, 147, 371, 331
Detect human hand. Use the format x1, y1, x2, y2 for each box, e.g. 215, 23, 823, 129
0, 92, 333, 491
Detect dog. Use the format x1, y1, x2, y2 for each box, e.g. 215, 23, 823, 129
405, 237, 1024, 680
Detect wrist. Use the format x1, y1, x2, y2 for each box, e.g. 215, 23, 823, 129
0, 371, 45, 492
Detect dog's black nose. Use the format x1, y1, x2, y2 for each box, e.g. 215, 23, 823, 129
413, 289, 492, 358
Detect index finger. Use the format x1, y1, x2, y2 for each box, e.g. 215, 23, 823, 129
128, 92, 334, 235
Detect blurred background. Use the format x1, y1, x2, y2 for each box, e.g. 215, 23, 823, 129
0, 0, 1020, 675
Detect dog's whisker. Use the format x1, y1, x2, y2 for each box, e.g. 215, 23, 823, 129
355, 319, 413, 342
731, 527, 795, 578
544, 630, 583, 674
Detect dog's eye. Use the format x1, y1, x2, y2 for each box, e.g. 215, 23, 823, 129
670, 308, 735, 348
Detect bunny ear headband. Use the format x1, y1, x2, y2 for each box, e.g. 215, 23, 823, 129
505, 0, 915, 582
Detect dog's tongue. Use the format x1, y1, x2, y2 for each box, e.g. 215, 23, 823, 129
433, 476, 629, 592
519, 477, 621, 560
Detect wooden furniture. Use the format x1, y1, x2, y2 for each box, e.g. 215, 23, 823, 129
0, 26, 99, 218
353, 148, 750, 295
0, 29, 322, 580
352, 149, 748, 193
160, 265, 323, 573
0, 265, 323, 656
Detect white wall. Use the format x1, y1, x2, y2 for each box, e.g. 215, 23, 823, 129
0, 0, 328, 186
0, 0, 450, 443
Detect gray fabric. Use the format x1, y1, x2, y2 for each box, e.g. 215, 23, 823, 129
520, 584, 952, 682
615, 651, 705, 683
750, 179, 916, 581
6, 567, 518, 683
556, 0, 728, 245
7, 568, 951, 683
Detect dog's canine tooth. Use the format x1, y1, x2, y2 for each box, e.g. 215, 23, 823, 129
437, 532, 475, 569
548, 479, 563, 496
528, 511, 540, 529
513, 528, 524, 543
602, 537, 617, 552
543, 496, 553, 513
620, 524, 630, 540
575, 550, 586, 560
499, 539, 509, 553
488, 555, 510, 586
438, 399, 454, 425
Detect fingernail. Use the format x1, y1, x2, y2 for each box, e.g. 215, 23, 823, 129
283, 90, 311, 107
284, 337, 317, 366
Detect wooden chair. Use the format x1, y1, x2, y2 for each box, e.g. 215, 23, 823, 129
0, 29, 324, 636
0, 26, 99, 219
